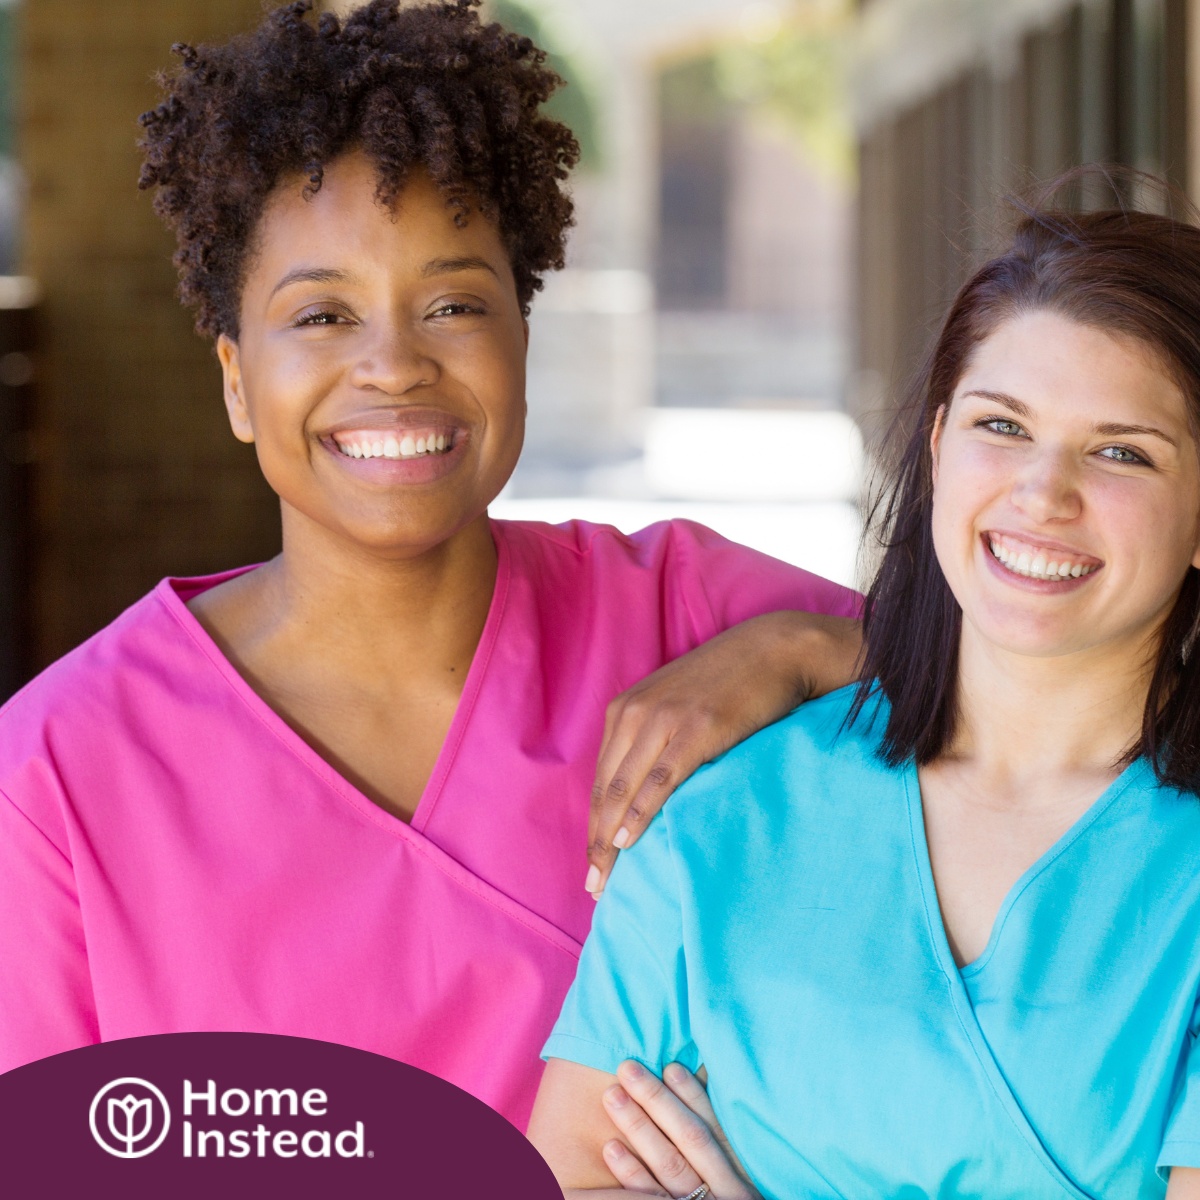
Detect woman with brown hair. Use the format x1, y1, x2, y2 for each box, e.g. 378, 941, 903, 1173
531, 190, 1200, 1197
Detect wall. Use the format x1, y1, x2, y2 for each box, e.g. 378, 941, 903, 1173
21, 0, 279, 669
853, 0, 1190, 450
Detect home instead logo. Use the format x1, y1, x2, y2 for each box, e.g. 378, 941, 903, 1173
87, 1077, 368, 1161
89, 1077, 171, 1158
1, 1032, 563, 1198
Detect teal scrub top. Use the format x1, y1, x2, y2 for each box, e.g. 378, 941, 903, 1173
543, 687, 1200, 1199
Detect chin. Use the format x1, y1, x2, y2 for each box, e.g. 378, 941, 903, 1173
965, 607, 1095, 660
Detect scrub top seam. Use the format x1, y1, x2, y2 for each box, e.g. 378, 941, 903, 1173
543, 1030, 690, 1066
414, 520, 512, 832
0, 781, 72, 865
675, 522, 720, 645
154, 581, 583, 962
959, 760, 1147, 980
1160, 1136, 1200, 1170
901, 769, 1094, 1200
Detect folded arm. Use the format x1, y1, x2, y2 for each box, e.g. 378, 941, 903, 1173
528, 1058, 758, 1199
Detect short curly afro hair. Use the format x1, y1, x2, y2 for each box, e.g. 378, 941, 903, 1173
138, 0, 580, 340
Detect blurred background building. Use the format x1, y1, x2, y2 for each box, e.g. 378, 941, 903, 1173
0, 0, 1195, 695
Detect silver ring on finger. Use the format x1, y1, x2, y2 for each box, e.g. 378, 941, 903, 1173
678, 1187, 710, 1200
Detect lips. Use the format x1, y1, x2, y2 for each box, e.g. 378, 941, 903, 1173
317, 406, 469, 482
983, 531, 1103, 584
332, 428, 453, 460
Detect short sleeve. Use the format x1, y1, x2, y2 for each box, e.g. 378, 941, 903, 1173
542, 810, 698, 1077
1159, 999, 1200, 1172
661, 520, 861, 647
0, 788, 98, 1073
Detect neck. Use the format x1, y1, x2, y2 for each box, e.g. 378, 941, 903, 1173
947, 622, 1156, 782
247, 504, 499, 682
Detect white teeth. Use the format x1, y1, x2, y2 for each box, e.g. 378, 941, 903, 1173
988, 538, 1097, 581
335, 432, 453, 460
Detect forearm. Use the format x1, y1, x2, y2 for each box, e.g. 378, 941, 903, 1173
1168, 1167, 1200, 1197
764, 610, 863, 704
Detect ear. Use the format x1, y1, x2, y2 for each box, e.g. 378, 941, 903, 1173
216, 333, 255, 444
930, 404, 947, 486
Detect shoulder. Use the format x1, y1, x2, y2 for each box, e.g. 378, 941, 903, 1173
492, 515, 715, 568
492, 517, 859, 621
663, 686, 896, 833
0, 576, 219, 777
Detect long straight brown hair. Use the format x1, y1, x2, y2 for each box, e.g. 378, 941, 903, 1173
852, 180, 1200, 795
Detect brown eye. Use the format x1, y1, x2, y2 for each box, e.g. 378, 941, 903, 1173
430, 301, 484, 317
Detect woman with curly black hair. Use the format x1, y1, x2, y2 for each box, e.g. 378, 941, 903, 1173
0, 0, 858, 1129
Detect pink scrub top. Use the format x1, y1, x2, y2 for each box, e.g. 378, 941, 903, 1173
0, 519, 857, 1128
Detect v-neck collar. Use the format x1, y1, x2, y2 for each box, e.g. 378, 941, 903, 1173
901, 757, 1149, 1199
155, 520, 513, 840
903, 756, 1148, 980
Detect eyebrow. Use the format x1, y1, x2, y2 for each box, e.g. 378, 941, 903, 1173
269, 267, 354, 300
269, 257, 498, 301
961, 389, 1179, 448
961, 389, 1032, 418
420, 256, 499, 280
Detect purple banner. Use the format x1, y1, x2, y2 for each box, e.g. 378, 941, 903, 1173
0, 1032, 560, 1198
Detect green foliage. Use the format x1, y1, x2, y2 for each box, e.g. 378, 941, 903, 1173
715, 6, 855, 183
660, 57, 729, 125
490, 0, 600, 170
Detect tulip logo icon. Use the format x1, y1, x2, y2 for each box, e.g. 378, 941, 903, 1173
89, 1078, 171, 1158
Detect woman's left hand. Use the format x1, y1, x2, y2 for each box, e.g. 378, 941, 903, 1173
587, 611, 861, 895
599, 1060, 760, 1199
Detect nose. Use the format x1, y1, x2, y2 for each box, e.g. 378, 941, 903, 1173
347, 320, 440, 396
1010, 447, 1082, 524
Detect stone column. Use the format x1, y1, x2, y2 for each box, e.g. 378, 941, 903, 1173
21, 0, 278, 666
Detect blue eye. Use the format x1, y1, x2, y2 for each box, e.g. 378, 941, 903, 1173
1099, 445, 1146, 465
980, 418, 1025, 437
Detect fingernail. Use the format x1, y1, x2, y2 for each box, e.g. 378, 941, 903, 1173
603, 1139, 627, 1160
664, 1063, 687, 1084
618, 1060, 645, 1081
613, 826, 630, 848
584, 865, 601, 893
604, 1085, 629, 1109
591, 888, 603, 902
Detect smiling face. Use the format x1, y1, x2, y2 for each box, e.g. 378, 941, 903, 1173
217, 150, 528, 559
931, 309, 1200, 664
